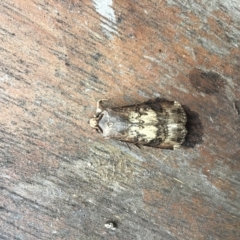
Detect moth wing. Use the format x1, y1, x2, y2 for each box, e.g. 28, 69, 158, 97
98, 99, 187, 149
140, 100, 187, 149
98, 102, 167, 145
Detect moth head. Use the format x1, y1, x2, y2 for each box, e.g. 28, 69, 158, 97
89, 117, 98, 128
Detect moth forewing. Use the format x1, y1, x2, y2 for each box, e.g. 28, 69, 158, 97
89, 99, 187, 149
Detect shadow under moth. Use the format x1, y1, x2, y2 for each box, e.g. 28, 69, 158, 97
89, 99, 187, 149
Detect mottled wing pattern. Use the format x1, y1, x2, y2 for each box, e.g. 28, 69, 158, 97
98, 99, 187, 149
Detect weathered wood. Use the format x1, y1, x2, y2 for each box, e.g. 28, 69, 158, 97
0, 0, 240, 239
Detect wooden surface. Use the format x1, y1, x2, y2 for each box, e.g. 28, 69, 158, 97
0, 0, 240, 239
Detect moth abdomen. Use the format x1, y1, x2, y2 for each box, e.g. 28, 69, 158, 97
89, 99, 187, 149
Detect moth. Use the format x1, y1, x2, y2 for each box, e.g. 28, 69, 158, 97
89, 99, 187, 149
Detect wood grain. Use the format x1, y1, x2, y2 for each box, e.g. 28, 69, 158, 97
0, 0, 240, 239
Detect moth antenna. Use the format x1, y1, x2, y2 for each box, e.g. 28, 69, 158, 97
96, 99, 109, 114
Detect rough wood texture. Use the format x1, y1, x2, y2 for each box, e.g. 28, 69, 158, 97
0, 0, 240, 239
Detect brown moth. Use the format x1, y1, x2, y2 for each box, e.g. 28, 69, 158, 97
89, 99, 187, 149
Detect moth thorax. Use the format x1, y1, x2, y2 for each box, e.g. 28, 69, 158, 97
89, 117, 98, 128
